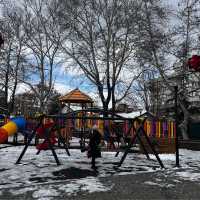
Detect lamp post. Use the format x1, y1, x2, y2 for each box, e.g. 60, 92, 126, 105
174, 85, 179, 167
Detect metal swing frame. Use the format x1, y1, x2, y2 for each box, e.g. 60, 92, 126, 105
16, 110, 165, 168
16, 115, 70, 166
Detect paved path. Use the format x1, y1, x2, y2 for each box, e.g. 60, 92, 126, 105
1, 171, 200, 200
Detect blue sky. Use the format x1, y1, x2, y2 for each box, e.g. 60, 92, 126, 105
53, 66, 96, 94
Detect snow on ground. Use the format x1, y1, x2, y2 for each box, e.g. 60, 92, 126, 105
32, 187, 60, 199
144, 181, 175, 188
0, 145, 200, 199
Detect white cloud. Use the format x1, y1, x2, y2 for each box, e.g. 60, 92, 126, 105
15, 83, 31, 94
60, 61, 84, 77
53, 82, 73, 95
15, 82, 72, 95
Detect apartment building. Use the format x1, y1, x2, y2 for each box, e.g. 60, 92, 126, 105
147, 72, 200, 118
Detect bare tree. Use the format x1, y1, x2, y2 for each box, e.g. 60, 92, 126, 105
135, 0, 200, 139
0, 4, 27, 114
14, 0, 62, 113
53, 0, 143, 113
175, 0, 200, 139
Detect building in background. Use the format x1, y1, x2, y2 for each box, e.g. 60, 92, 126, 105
14, 92, 40, 116
115, 103, 139, 113
13, 90, 61, 116
147, 72, 200, 119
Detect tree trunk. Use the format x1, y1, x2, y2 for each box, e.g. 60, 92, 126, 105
111, 88, 116, 114
39, 99, 45, 114
9, 70, 18, 114
103, 101, 109, 117
179, 119, 189, 140
179, 100, 190, 140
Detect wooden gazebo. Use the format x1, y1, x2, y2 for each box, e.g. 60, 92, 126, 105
59, 88, 94, 110
59, 88, 94, 143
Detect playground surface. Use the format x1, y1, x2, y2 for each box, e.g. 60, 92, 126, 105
1, 145, 200, 199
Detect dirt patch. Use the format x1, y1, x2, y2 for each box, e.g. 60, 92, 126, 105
53, 167, 98, 179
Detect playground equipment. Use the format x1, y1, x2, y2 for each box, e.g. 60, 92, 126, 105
36, 120, 57, 151
15, 110, 166, 168
0, 117, 26, 144
70, 109, 176, 153
0, 108, 179, 168
16, 115, 70, 165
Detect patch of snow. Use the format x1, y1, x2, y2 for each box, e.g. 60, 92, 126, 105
149, 154, 175, 161
144, 181, 174, 188
78, 177, 113, 193
32, 187, 60, 198
59, 182, 80, 196
173, 179, 182, 183
117, 172, 136, 176
165, 184, 175, 188
10, 187, 36, 195
144, 181, 161, 186
59, 177, 112, 196
155, 178, 162, 182
176, 172, 200, 181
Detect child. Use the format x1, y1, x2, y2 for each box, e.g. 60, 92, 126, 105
87, 125, 102, 169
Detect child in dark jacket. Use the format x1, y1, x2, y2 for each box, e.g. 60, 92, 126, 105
87, 125, 102, 169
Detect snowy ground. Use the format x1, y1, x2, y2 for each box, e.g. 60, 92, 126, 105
0, 145, 200, 199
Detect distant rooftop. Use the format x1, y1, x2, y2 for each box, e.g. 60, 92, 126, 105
59, 88, 93, 104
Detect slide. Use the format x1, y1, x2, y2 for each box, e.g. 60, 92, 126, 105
0, 117, 26, 144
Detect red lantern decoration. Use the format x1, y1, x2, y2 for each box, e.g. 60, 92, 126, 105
188, 55, 200, 71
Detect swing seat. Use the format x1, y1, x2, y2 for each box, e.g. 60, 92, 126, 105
36, 137, 57, 150
36, 122, 54, 138
36, 122, 57, 151
36, 142, 49, 150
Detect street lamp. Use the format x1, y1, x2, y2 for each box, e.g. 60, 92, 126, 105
174, 86, 179, 167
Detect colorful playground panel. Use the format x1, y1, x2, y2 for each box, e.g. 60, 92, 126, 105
0, 117, 26, 143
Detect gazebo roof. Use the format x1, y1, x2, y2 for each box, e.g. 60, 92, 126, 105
59, 88, 94, 104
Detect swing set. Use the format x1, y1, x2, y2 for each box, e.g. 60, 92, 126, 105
15, 110, 166, 169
